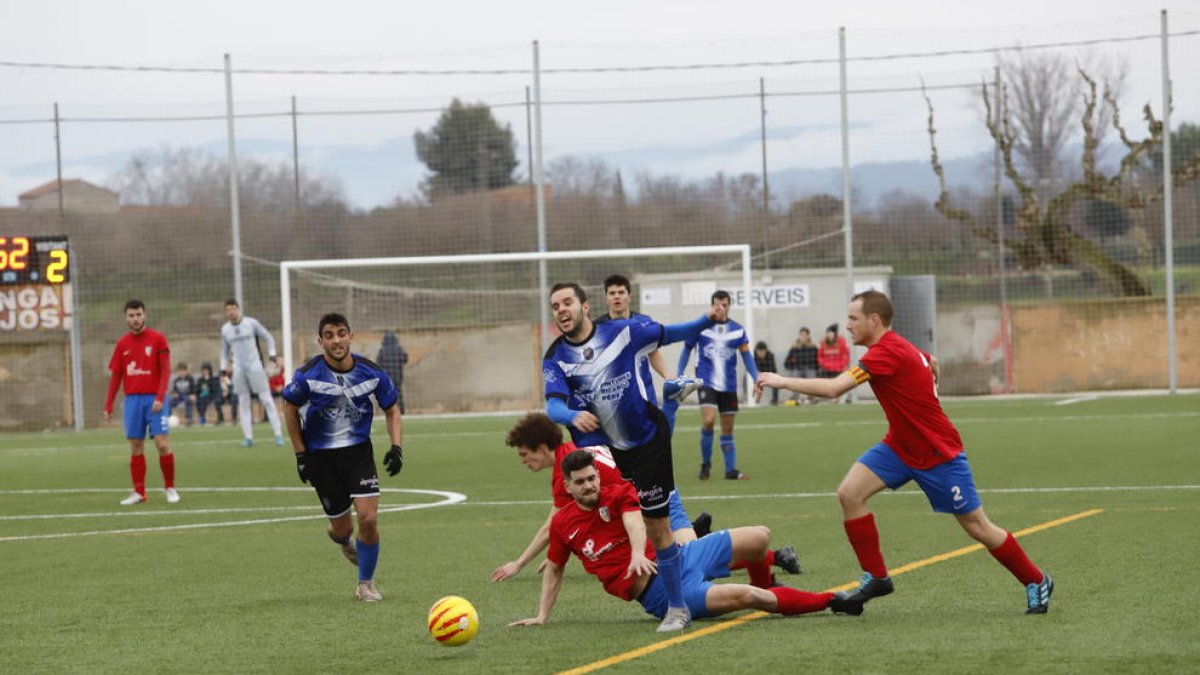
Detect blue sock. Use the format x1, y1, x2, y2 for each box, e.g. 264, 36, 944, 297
662, 399, 679, 434
700, 429, 714, 465
656, 544, 686, 609
720, 434, 736, 473
356, 539, 380, 582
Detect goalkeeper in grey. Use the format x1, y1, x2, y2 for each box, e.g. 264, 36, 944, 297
220, 299, 285, 447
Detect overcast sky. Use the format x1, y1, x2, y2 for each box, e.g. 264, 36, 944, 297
3, 1, 1198, 208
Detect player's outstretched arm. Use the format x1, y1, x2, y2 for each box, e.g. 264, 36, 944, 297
493, 507, 557, 582
508, 559, 565, 627
755, 371, 858, 401
661, 314, 717, 345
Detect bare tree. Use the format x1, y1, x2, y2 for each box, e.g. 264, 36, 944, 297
546, 156, 617, 198
995, 50, 1127, 196
108, 145, 347, 212
928, 68, 1200, 297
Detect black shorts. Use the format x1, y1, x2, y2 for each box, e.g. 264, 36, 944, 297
307, 441, 380, 518
698, 386, 739, 415
611, 406, 675, 519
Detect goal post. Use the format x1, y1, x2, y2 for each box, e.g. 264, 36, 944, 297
279, 244, 754, 414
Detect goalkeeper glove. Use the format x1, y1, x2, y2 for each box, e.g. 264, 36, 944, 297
383, 444, 404, 476
663, 377, 703, 402
295, 452, 311, 484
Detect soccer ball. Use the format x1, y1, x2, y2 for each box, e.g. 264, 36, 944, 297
428, 595, 479, 647
168, 415, 181, 428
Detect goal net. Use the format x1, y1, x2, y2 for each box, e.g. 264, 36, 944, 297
280, 245, 753, 414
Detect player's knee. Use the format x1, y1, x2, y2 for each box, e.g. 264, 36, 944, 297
836, 483, 863, 510
328, 521, 353, 541
357, 511, 378, 533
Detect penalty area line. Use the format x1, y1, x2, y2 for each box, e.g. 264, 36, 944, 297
555, 508, 1104, 675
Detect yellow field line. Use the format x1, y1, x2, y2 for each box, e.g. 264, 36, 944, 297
556, 508, 1104, 675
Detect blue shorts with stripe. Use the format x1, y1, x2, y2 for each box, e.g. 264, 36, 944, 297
123, 394, 170, 439
637, 529, 733, 619
857, 443, 981, 514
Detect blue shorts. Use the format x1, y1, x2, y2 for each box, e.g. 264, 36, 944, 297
667, 490, 691, 533
857, 443, 981, 514
123, 394, 170, 440
637, 530, 733, 620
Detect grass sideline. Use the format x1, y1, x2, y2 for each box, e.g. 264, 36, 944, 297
1, 394, 1197, 673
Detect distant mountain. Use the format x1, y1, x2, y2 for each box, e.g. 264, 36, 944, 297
767, 153, 996, 210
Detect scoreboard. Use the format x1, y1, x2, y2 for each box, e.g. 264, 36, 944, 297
0, 235, 70, 285
0, 235, 73, 332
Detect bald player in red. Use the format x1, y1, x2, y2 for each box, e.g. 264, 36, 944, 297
756, 290, 1053, 614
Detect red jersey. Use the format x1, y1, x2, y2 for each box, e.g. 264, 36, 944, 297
850, 330, 963, 470
547, 481, 651, 601
105, 328, 171, 412
551, 442, 626, 509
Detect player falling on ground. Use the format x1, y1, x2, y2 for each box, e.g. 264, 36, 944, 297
543, 282, 719, 632
677, 290, 759, 481
104, 300, 180, 506
281, 312, 405, 602
596, 274, 701, 433
509, 450, 863, 627
220, 299, 285, 447
490, 412, 800, 583
755, 290, 1055, 614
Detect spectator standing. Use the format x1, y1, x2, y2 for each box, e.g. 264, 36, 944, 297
818, 324, 852, 404
783, 328, 820, 404
375, 331, 409, 414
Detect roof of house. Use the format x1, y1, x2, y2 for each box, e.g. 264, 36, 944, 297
19, 179, 118, 199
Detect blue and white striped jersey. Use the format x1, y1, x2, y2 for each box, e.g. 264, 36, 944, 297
594, 312, 659, 406
543, 318, 664, 450
687, 320, 749, 393
282, 354, 397, 451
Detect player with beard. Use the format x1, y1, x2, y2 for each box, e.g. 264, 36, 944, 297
542, 282, 724, 632
509, 451, 862, 627
281, 313, 405, 602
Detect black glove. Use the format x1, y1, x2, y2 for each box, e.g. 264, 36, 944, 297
383, 444, 404, 476
295, 452, 311, 484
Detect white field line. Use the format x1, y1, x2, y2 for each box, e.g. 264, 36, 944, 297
0, 488, 465, 543
5, 410, 1197, 456
1055, 395, 1100, 406
0, 485, 1196, 536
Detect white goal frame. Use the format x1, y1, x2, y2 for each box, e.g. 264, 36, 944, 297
279, 244, 754, 405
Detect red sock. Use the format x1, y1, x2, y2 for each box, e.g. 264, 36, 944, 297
844, 513, 888, 579
130, 455, 147, 496
746, 557, 774, 588
989, 532, 1043, 586
769, 587, 833, 615
730, 549, 773, 572
159, 453, 176, 489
